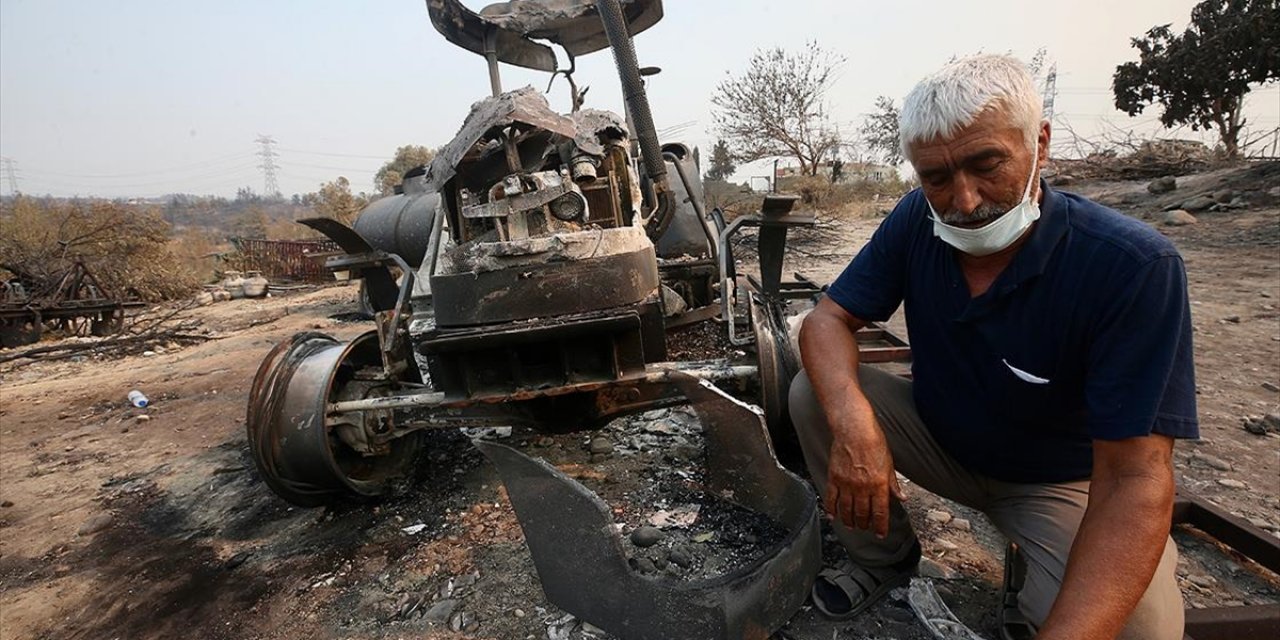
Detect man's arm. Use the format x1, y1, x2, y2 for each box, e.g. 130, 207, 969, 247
800, 297, 904, 538
1035, 434, 1176, 640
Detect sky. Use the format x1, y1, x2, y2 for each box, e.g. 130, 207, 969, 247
1, 0, 1276, 199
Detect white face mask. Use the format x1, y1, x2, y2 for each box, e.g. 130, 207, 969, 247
926, 147, 1040, 257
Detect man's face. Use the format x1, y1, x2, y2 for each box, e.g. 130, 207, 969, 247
907, 107, 1049, 229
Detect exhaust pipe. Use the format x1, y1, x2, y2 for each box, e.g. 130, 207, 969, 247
595, 0, 675, 238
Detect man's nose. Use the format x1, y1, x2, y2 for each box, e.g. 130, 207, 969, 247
951, 172, 983, 215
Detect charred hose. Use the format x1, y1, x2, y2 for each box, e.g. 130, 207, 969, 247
595, 0, 674, 239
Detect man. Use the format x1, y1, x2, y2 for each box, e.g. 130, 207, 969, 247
790, 54, 1196, 640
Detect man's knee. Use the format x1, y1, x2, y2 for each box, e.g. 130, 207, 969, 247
788, 369, 823, 435
1019, 537, 1183, 640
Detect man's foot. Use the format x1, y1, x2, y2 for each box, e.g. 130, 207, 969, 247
811, 541, 922, 620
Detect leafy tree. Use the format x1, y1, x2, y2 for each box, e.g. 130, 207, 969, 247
711, 42, 844, 176
304, 177, 369, 226
1113, 0, 1279, 159
374, 145, 436, 195
704, 140, 736, 182
860, 96, 902, 166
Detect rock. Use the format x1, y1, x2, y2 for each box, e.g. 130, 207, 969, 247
1147, 176, 1177, 194
514, 608, 526, 618
936, 539, 959, 551
423, 599, 457, 623
223, 551, 251, 570
1243, 417, 1268, 435
1247, 517, 1272, 531
630, 525, 665, 548
1188, 574, 1217, 589
925, 509, 953, 525
1120, 191, 1146, 205
588, 437, 614, 455
1180, 195, 1217, 212
950, 518, 972, 532
1211, 189, 1236, 203
581, 622, 607, 637
918, 557, 958, 580
1217, 478, 1248, 489
448, 610, 476, 632
1223, 315, 1241, 323
1190, 452, 1232, 471
1262, 382, 1280, 393
142, 350, 157, 357
0, 500, 13, 508
1269, 186, 1280, 198
1157, 209, 1197, 226
669, 545, 696, 568
1263, 414, 1280, 430
77, 513, 113, 535
135, 414, 151, 423
629, 556, 658, 573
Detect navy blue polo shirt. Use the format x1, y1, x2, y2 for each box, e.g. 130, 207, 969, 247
827, 184, 1198, 483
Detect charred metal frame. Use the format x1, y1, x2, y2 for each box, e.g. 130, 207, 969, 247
1175, 490, 1280, 640
475, 375, 820, 640
0, 261, 143, 348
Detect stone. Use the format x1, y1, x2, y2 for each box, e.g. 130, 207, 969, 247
1262, 382, 1280, 393
581, 622, 607, 636
0, 500, 12, 508
1247, 517, 1272, 531
514, 608, 526, 618
424, 599, 457, 623
1147, 176, 1177, 194
1269, 186, 1280, 198
77, 513, 113, 536
1243, 418, 1268, 435
1180, 195, 1217, 212
588, 437, 614, 455
950, 518, 972, 532
1188, 574, 1217, 589
630, 525, 665, 548
1263, 414, 1280, 430
629, 556, 658, 573
1191, 452, 1232, 471
918, 557, 958, 580
925, 509, 952, 525
668, 545, 696, 568
1157, 209, 1197, 226
936, 539, 959, 551
1223, 315, 1241, 323
135, 414, 151, 423
1217, 478, 1248, 489
1212, 189, 1236, 203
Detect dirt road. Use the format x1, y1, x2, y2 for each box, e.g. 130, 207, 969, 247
1, 169, 1277, 640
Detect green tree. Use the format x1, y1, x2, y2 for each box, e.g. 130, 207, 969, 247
374, 145, 436, 195
305, 177, 369, 226
711, 42, 844, 176
1113, 0, 1279, 159
859, 96, 902, 166
704, 140, 736, 182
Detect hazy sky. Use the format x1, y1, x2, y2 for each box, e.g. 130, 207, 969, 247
1, 0, 1276, 198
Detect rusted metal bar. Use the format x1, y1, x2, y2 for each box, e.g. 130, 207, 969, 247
1184, 604, 1280, 640
325, 360, 758, 414
1173, 492, 1280, 574
233, 237, 340, 282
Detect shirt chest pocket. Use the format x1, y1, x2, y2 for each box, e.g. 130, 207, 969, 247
993, 354, 1070, 423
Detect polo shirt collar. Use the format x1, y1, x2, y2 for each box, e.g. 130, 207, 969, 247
955, 181, 1069, 321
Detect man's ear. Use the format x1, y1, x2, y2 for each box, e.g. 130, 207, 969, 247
1038, 121, 1051, 166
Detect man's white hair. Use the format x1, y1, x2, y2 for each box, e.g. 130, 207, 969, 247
898, 54, 1044, 161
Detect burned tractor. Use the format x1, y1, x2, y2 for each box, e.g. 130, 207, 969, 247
247, 1, 834, 636
247, 0, 819, 509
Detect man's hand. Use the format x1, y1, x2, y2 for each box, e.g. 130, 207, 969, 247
826, 418, 906, 538
799, 297, 906, 538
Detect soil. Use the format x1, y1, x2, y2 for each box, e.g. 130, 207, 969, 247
1, 164, 1277, 640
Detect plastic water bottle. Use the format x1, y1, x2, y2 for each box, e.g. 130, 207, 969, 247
128, 390, 149, 408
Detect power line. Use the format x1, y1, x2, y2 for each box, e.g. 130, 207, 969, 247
256, 134, 281, 198
277, 147, 391, 160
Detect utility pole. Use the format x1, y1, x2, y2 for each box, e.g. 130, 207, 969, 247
1041, 64, 1058, 122
255, 135, 281, 198
1, 157, 19, 195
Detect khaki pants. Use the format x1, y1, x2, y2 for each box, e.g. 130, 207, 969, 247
789, 366, 1184, 640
